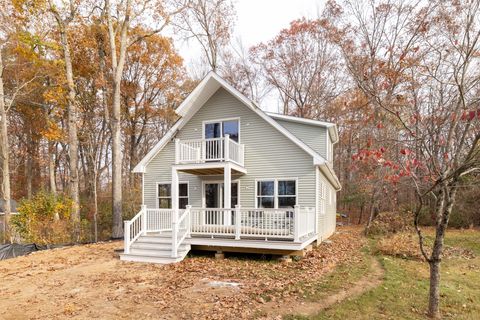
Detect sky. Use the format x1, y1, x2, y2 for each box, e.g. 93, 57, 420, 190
173, 0, 324, 112
176, 0, 324, 72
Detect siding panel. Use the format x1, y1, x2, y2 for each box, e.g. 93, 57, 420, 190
275, 119, 328, 160
144, 88, 316, 209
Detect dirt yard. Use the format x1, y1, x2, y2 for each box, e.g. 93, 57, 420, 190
0, 226, 367, 320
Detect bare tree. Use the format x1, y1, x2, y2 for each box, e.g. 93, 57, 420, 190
327, 0, 480, 317
175, 0, 236, 72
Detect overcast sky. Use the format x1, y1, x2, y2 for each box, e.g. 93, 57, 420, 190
176, 0, 324, 69
173, 0, 324, 112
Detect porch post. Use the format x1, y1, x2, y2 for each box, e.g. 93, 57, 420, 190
171, 167, 179, 257
294, 205, 300, 242
235, 204, 241, 240
141, 204, 147, 235
171, 167, 179, 211
224, 163, 231, 225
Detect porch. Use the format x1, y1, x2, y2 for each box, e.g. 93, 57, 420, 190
121, 205, 317, 264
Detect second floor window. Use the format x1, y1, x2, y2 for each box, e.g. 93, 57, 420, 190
204, 119, 239, 142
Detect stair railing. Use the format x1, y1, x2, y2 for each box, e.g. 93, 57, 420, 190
171, 205, 191, 258
124, 205, 146, 254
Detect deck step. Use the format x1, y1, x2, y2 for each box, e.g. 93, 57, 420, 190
119, 252, 187, 264
129, 247, 190, 257
130, 242, 189, 250
136, 236, 175, 244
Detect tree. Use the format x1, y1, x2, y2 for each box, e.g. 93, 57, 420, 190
326, 0, 480, 317
103, 0, 185, 238
251, 18, 343, 117
175, 0, 236, 72
45, 0, 81, 240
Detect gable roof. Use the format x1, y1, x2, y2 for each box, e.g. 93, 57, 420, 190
132, 72, 340, 191
266, 112, 339, 144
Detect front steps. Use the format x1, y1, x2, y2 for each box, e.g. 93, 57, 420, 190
120, 232, 191, 264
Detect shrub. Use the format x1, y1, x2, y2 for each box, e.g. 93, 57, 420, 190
376, 232, 425, 260
367, 211, 413, 237
11, 192, 76, 245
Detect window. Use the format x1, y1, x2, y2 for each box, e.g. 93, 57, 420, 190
278, 180, 296, 208
158, 183, 188, 209
319, 180, 326, 215
257, 180, 274, 208
256, 179, 297, 209
204, 119, 239, 142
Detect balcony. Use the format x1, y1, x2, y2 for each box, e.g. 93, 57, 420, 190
175, 135, 245, 166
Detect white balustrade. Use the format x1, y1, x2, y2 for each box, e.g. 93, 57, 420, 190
175, 136, 244, 166
124, 205, 317, 256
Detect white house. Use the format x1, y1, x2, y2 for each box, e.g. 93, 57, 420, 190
121, 72, 341, 264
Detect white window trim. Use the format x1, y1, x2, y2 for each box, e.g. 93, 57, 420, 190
156, 181, 189, 209
254, 178, 298, 209
202, 117, 241, 143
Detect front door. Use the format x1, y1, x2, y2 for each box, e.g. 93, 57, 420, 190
204, 182, 238, 225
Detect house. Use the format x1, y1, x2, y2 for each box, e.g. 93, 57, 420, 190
120, 72, 341, 264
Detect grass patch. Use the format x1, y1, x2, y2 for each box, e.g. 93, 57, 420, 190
289, 229, 480, 320
294, 246, 372, 303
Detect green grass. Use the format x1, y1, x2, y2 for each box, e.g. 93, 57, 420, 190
289, 229, 480, 320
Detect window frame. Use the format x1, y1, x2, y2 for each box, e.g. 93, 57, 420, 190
255, 178, 298, 209
202, 117, 241, 143
156, 181, 189, 209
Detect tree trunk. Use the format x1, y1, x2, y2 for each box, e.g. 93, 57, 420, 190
111, 78, 123, 238
59, 27, 80, 241
427, 183, 458, 318
48, 141, 57, 195
0, 48, 12, 243
106, 0, 131, 239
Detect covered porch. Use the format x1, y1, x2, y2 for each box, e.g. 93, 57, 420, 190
124, 205, 317, 258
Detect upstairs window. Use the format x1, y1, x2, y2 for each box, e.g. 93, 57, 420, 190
204, 119, 239, 142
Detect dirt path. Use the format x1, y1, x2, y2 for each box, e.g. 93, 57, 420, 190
0, 226, 366, 319
260, 256, 385, 318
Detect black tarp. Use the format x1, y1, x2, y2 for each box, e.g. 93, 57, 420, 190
0, 243, 45, 260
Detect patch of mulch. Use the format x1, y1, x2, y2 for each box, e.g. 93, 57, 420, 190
0, 226, 366, 320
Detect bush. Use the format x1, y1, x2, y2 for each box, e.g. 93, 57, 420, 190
11, 192, 76, 245
367, 211, 413, 237
376, 232, 425, 260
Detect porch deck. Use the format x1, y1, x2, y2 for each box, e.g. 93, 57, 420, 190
121, 206, 317, 264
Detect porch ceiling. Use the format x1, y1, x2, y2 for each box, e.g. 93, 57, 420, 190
173, 161, 247, 176
177, 167, 245, 175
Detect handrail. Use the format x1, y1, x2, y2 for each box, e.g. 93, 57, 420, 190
124, 205, 146, 254
171, 205, 191, 258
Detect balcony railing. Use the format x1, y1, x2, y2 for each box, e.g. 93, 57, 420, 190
175, 134, 245, 166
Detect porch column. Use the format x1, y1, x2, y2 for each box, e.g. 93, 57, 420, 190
171, 167, 179, 211
224, 163, 231, 225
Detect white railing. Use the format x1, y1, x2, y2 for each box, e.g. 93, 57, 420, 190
175, 135, 245, 166
124, 206, 147, 254
172, 205, 191, 258
190, 205, 316, 241
124, 204, 316, 255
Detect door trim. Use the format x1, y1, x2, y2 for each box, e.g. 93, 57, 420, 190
201, 179, 240, 208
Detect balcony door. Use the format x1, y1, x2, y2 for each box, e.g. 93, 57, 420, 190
204, 119, 239, 160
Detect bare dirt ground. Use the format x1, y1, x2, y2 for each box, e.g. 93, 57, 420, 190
0, 226, 369, 320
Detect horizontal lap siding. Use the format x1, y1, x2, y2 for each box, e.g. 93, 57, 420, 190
144, 88, 316, 209
276, 119, 328, 160
316, 167, 337, 240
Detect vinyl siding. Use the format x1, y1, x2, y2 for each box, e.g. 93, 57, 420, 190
144, 87, 317, 209
275, 119, 328, 160
316, 167, 337, 241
